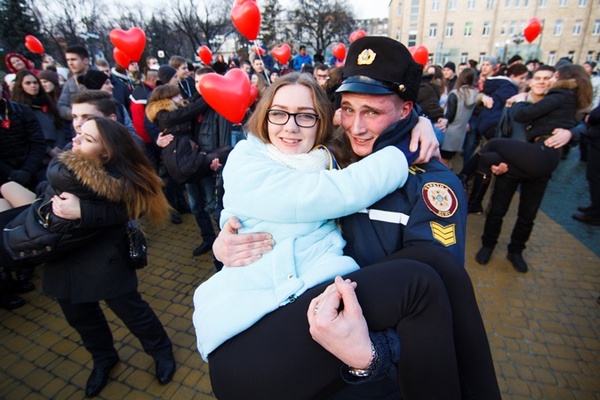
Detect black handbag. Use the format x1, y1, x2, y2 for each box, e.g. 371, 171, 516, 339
126, 220, 147, 269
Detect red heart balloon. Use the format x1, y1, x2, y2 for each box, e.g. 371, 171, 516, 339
113, 48, 131, 69
199, 68, 251, 123
231, 0, 261, 41
198, 45, 213, 65
524, 18, 542, 43
332, 43, 346, 61
248, 85, 259, 107
109, 27, 146, 62
410, 45, 429, 66
349, 30, 366, 43
24, 35, 44, 54
272, 44, 291, 65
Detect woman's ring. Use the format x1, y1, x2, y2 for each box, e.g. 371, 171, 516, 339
314, 306, 319, 315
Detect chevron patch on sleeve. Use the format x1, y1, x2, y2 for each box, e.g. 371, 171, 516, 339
430, 221, 457, 247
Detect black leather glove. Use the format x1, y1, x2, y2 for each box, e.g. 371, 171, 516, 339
8, 169, 32, 186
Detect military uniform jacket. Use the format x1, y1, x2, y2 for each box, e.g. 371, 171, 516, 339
341, 118, 468, 267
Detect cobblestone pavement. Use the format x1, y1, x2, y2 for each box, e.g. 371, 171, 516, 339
1, 153, 599, 400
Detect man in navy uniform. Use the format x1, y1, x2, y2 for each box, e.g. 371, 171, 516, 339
213, 37, 499, 399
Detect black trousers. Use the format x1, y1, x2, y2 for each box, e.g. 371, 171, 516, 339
481, 174, 549, 253
58, 291, 172, 368
208, 249, 499, 400
586, 146, 600, 217
478, 138, 559, 180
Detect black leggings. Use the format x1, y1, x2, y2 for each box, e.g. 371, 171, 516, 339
209, 259, 462, 400
477, 138, 560, 179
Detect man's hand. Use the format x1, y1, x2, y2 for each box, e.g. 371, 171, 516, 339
156, 131, 174, 148
51, 192, 81, 220
411, 116, 441, 164
212, 217, 274, 267
505, 92, 527, 107
209, 158, 222, 172
307, 276, 372, 369
545, 128, 572, 149
491, 162, 508, 175
481, 95, 494, 109
435, 118, 448, 133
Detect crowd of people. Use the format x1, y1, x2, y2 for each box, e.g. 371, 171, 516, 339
0, 36, 598, 399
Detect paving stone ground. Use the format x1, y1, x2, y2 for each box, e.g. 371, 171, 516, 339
1, 152, 599, 400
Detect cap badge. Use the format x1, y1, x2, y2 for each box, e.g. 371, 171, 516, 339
398, 84, 406, 92
357, 49, 376, 65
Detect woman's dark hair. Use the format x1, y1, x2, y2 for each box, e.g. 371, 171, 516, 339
148, 84, 181, 104
556, 64, 593, 112
11, 69, 61, 126
507, 63, 529, 78
454, 68, 476, 91
87, 117, 170, 226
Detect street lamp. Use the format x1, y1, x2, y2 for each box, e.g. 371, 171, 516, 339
512, 33, 524, 55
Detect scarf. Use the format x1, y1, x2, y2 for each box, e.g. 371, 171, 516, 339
263, 144, 332, 172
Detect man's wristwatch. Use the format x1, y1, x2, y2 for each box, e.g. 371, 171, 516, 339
347, 341, 379, 378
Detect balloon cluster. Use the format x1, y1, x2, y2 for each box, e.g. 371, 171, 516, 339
109, 27, 147, 68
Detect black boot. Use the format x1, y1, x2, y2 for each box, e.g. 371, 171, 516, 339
468, 173, 491, 214
14, 267, 35, 293
1, 267, 25, 310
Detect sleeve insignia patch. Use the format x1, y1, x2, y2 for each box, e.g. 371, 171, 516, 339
430, 222, 457, 247
422, 182, 458, 218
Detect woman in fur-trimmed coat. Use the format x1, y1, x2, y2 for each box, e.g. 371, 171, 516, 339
2, 117, 176, 397
460, 64, 593, 180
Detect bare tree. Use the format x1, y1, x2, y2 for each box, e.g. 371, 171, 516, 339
291, 0, 354, 51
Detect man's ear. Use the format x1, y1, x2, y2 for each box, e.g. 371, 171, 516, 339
400, 101, 413, 119
109, 113, 118, 121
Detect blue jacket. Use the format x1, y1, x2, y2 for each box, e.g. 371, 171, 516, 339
476, 76, 519, 137
193, 134, 409, 359
341, 117, 468, 267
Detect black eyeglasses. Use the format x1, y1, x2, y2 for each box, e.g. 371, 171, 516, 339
267, 109, 319, 128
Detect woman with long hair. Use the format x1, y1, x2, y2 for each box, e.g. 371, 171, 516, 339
1, 117, 175, 397
11, 69, 66, 163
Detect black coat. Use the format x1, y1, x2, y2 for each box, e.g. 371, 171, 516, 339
36, 152, 134, 303
0, 100, 46, 184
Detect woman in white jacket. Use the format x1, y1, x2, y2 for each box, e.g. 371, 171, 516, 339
193, 72, 411, 358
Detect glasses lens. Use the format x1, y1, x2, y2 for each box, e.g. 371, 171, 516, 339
295, 114, 318, 128
268, 110, 289, 125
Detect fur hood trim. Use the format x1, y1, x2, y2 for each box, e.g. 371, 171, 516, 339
57, 151, 124, 202
551, 78, 578, 91
146, 99, 178, 123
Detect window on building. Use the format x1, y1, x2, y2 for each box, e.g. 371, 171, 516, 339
578, 0, 586, 5
446, 22, 454, 36
567, 51, 575, 60
593, 20, 600, 35
505, 0, 510, 7
501, 22, 507, 35
468, 0, 476, 8
559, 0, 567, 6
554, 20, 563, 35
514, 0, 519, 6
547, 51, 556, 65
430, 23, 438, 37
397, 2, 403, 15
461, 52, 468, 63
523, 0, 529, 6
449, 0, 457, 9
483, 21, 491, 35
479, 52, 486, 65
539, 0, 547, 7
573, 20, 582, 35
432, 0, 440, 10
408, 33, 417, 47
587, 51, 595, 61
509, 21, 517, 35
486, 0, 494, 8
464, 22, 474, 36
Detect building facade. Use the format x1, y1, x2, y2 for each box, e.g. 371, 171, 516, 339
388, 0, 600, 67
